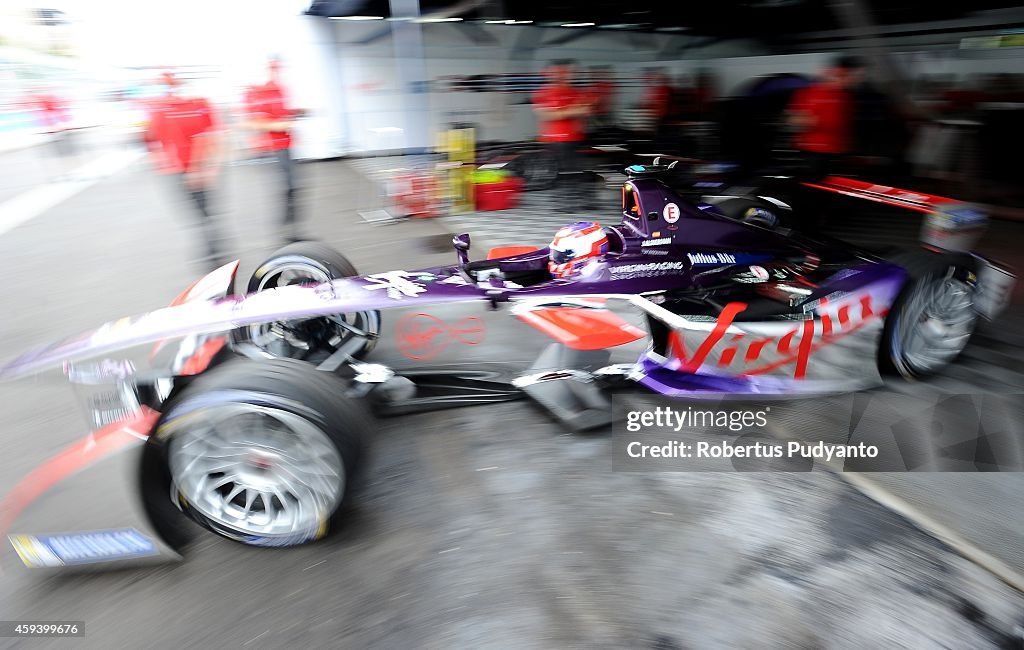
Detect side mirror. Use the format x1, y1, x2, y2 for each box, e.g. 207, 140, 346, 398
453, 233, 471, 265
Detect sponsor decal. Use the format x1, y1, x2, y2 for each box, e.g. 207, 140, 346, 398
687, 252, 737, 265
642, 249, 670, 257
10, 528, 158, 567
363, 271, 428, 299
396, 313, 485, 360
663, 203, 681, 223
440, 275, 469, 285
942, 206, 987, 226
642, 238, 672, 247
749, 265, 769, 281
664, 293, 884, 379
610, 262, 685, 279
801, 291, 848, 313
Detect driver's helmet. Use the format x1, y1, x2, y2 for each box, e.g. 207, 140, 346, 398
548, 221, 609, 278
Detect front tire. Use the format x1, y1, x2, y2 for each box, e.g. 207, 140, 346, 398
880, 252, 979, 379
237, 241, 380, 362
150, 358, 371, 547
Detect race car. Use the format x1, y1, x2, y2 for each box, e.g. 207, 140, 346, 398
0, 162, 1014, 567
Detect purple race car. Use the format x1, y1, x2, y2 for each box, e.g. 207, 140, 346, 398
0, 163, 1014, 565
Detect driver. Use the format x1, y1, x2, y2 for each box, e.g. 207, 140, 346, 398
548, 221, 609, 278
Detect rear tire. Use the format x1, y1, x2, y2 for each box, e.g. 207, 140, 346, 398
146, 358, 371, 548
879, 251, 979, 379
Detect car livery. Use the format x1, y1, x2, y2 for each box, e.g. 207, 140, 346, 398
0, 163, 1014, 567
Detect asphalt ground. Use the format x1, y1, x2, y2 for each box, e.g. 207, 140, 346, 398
1, 149, 1024, 648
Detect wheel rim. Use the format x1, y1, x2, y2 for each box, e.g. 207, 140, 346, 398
168, 402, 344, 538
897, 272, 976, 374
246, 262, 376, 359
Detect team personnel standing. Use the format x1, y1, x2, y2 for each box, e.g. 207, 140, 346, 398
244, 57, 304, 243
641, 69, 674, 137
585, 65, 616, 135
146, 71, 226, 269
30, 84, 77, 181
787, 55, 864, 179
532, 60, 592, 208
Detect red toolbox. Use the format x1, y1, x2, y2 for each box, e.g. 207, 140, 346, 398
474, 177, 525, 211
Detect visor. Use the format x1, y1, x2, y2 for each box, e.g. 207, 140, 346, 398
550, 248, 576, 265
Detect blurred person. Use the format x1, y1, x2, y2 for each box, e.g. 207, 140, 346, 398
146, 71, 227, 270
243, 57, 306, 243
640, 69, 674, 138
939, 76, 984, 118
533, 60, 592, 208
585, 66, 616, 135
689, 70, 720, 159
851, 82, 914, 183
786, 55, 865, 179
29, 84, 78, 181
693, 70, 718, 121
670, 73, 695, 120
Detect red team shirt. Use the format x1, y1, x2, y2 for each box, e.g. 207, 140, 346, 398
147, 96, 216, 174
587, 80, 615, 117
788, 84, 853, 155
533, 84, 586, 143
643, 83, 673, 124
244, 82, 293, 152
32, 93, 70, 131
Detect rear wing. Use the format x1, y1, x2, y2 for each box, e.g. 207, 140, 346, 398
802, 176, 988, 253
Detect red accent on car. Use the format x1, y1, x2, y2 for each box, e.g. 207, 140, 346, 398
821, 314, 833, 337
516, 307, 645, 351
153, 261, 240, 360
679, 302, 749, 373
777, 330, 798, 355
396, 313, 451, 360
668, 294, 884, 379
0, 407, 160, 543
838, 305, 851, 327
793, 320, 816, 379
450, 317, 485, 345
717, 334, 746, 367
486, 246, 538, 260
859, 295, 875, 319
667, 330, 687, 362
800, 177, 957, 214
179, 337, 227, 376
745, 337, 774, 363
169, 260, 240, 307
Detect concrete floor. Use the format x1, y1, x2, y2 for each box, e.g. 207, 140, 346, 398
1, 150, 1023, 649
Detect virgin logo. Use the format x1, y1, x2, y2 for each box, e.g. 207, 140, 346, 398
396, 313, 485, 360
667, 294, 884, 379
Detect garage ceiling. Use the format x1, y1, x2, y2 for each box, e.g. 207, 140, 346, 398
306, 0, 1024, 39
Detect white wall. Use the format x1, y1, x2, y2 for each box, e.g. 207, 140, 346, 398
326, 22, 738, 154
287, 19, 1024, 157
